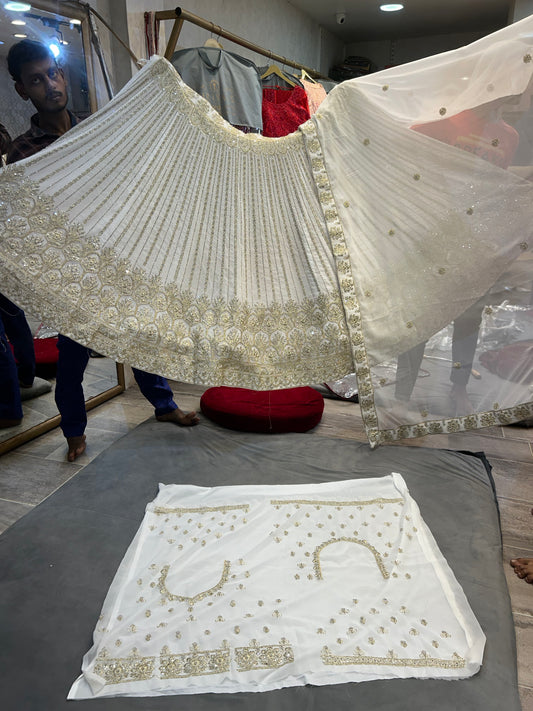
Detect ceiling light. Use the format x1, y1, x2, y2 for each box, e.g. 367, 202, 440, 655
4, 2, 31, 11
13, 32, 28, 37
69, 18, 81, 25
380, 4, 404, 11
11, 19, 26, 25
49, 42, 60, 57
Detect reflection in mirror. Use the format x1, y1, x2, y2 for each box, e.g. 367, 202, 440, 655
0, 1, 123, 456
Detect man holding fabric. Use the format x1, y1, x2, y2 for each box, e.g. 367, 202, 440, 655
6, 39, 198, 461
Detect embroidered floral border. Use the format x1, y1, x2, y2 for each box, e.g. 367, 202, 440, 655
300, 117, 533, 446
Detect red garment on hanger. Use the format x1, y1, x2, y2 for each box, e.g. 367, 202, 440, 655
262, 86, 310, 137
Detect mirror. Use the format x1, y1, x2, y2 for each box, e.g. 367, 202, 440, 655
0, 0, 124, 455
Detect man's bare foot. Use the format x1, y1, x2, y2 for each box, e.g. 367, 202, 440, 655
0, 417, 22, 429
156, 408, 199, 426
509, 508, 533, 584
67, 435, 87, 462
510, 558, 533, 584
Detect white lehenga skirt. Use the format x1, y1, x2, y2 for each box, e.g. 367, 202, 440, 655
1, 16, 532, 446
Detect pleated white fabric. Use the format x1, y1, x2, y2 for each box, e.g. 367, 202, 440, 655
68, 475, 485, 698
1, 17, 532, 445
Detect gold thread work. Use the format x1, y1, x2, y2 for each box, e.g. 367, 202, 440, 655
234, 638, 294, 672
94, 648, 156, 685
321, 646, 465, 669
153, 504, 250, 515
160, 642, 231, 679
270, 498, 403, 508
158, 561, 231, 606
313, 537, 389, 579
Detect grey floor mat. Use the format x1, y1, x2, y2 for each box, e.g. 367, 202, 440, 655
0, 418, 519, 710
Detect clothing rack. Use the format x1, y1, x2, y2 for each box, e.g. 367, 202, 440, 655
154, 6, 330, 81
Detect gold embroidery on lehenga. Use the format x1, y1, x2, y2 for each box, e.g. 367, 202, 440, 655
234, 638, 294, 672
1, 143, 354, 391
158, 561, 231, 606
4, 56, 531, 452
153, 504, 249, 515
160, 642, 231, 679
270, 497, 403, 508
321, 647, 466, 669
94, 648, 156, 685
313, 537, 390, 580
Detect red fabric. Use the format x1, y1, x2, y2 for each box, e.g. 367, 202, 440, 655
412, 109, 519, 168
33, 337, 59, 364
10, 336, 59, 364
200, 386, 324, 433
261, 87, 310, 137
479, 340, 533, 382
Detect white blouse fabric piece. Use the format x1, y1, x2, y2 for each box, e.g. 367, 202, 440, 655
1, 17, 533, 447
68, 475, 485, 699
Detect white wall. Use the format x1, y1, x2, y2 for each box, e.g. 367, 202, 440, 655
0, 78, 33, 139
345, 28, 498, 72
125, 0, 343, 79
509, 0, 533, 164
84, 0, 133, 98
511, 0, 533, 21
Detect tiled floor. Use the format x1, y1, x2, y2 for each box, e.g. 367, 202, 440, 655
0, 381, 532, 709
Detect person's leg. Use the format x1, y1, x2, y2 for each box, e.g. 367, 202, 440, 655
449, 301, 484, 414
0, 293, 35, 387
450, 302, 484, 388
395, 342, 426, 402
54, 335, 90, 460
0, 313, 23, 426
132, 369, 177, 415
132, 369, 199, 425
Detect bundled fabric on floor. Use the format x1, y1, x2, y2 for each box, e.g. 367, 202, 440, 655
0, 17, 532, 446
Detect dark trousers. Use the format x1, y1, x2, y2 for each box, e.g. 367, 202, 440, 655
54, 335, 177, 437
0, 294, 35, 420
395, 301, 484, 401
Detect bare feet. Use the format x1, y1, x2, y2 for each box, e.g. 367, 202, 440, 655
67, 435, 87, 462
156, 408, 199, 426
510, 558, 533, 584
510, 508, 533, 584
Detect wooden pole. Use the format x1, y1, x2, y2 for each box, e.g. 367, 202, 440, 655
164, 17, 185, 59
155, 6, 328, 79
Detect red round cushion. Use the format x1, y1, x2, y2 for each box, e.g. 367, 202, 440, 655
33, 337, 59, 364
10, 337, 59, 364
200, 386, 324, 433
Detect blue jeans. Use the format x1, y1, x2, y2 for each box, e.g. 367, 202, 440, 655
0, 294, 35, 420
54, 335, 177, 437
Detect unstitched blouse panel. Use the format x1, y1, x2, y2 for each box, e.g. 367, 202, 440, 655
68, 475, 485, 698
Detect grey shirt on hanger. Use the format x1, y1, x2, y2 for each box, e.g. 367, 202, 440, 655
171, 47, 263, 131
